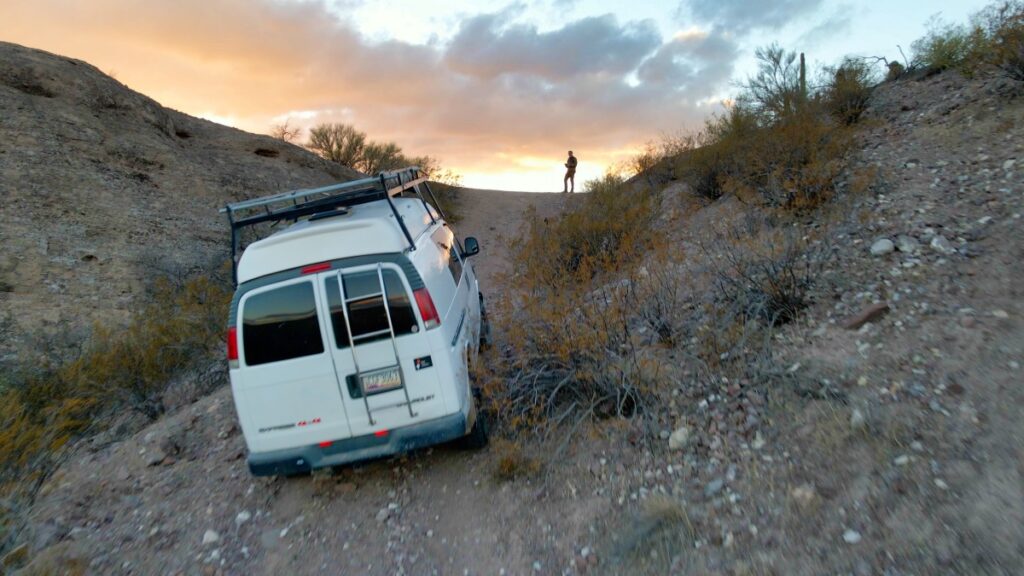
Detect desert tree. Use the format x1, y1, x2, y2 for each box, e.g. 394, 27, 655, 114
307, 123, 367, 167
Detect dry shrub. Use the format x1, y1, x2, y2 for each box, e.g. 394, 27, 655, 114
0, 274, 230, 553
703, 223, 831, 327
490, 180, 665, 437
822, 58, 879, 125
691, 220, 832, 374
490, 439, 542, 482
731, 113, 853, 211
613, 495, 694, 565
677, 106, 760, 202
682, 105, 853, 212
978, 0, 1024, 80
676, 43, 862, 212
629, 141, 661, 177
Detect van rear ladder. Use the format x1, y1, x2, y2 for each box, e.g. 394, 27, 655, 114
220, 167, 449, 285
334, 263, 418, 426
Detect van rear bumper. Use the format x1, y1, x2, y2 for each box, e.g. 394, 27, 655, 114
247, 412, 468, 477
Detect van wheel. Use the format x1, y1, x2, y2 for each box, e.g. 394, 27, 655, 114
479, 293, 492, 350
460, 407, 489, 449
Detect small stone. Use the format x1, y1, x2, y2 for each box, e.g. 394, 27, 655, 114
1004, 159, 1016, 170
843, 529, 862, 544
992, 310, 1009, 319
705, 478, 725, 498
202, 530, 220, 546
376, 508, 390, 523
751, 431, 766, 450
870, 238, 895, 256
236, 511, 252, 526
895, 235, 919, 254
790, 484, 817, 509
533, 561, 542, 572
1010, 361, 1021, 370
145, 447, 167, 467
581, 546, 591, 558
930, 236, 954, 254
668, 426, 691, 451
894, 455, 910, 466
850, 408, 866, 431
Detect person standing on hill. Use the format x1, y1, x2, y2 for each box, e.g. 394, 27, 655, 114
563, 150, 577, 193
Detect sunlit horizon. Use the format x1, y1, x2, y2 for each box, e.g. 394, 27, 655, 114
2, 0, 989, 192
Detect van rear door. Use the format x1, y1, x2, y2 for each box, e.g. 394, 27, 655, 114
317, 263, 450, 437
234, 277, 353, 453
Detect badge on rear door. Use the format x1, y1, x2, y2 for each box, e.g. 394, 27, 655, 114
414, 356, 433, 370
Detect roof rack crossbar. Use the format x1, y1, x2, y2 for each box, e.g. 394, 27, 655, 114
222, 167, 431, 286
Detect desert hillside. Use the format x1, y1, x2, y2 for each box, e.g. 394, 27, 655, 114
2, 11, 1024, 575
0, 42, 361, 365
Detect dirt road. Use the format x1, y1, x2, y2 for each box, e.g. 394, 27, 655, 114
452, 188, 573, 300
24, 189, 617, 576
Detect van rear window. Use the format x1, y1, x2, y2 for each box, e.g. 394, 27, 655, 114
242, 282, 324, 366
326, 270, 417, 348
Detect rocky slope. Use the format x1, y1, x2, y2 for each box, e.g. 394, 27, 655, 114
0, 42, 361, 365
3, 49, 1023, 576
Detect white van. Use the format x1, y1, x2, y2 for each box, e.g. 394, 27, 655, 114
221, 168, 489, 477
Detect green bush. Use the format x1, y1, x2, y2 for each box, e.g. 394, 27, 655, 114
911, 2, 1024, 80
911, 17, 987, 75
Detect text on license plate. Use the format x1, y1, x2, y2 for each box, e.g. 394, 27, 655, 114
361, 366, 402, 394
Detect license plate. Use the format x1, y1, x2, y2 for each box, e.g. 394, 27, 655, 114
360, 366, 402, 394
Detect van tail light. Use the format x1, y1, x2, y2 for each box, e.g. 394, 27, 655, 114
413, 288, 440, 329
227, 327, 240, 369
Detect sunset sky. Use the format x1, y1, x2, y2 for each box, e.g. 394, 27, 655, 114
2, 0, 988, 191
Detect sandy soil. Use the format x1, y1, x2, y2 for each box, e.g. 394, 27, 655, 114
452, 188, 573, 301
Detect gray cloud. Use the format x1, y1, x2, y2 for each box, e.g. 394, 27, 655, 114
445, 13, 661, 79
637, 31, 739, 96
796, 8, 854, 50
685, 0, 825, 33
0, 0, 743, 175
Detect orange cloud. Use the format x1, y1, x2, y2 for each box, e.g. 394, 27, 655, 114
1, 0, 739, 190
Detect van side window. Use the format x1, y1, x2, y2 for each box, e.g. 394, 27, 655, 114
447, 245, 463, 285
242, 282, 324, 366
326, 270, 417, 349
432, 228, 462, 285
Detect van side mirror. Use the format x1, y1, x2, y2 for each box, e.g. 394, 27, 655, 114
462, 237, 480, 258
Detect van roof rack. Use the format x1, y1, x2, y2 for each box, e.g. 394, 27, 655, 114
220, 166, 449, 285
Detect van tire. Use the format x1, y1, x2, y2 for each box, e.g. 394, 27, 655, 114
479, 293, 492, 350
460, 407, 489, 449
